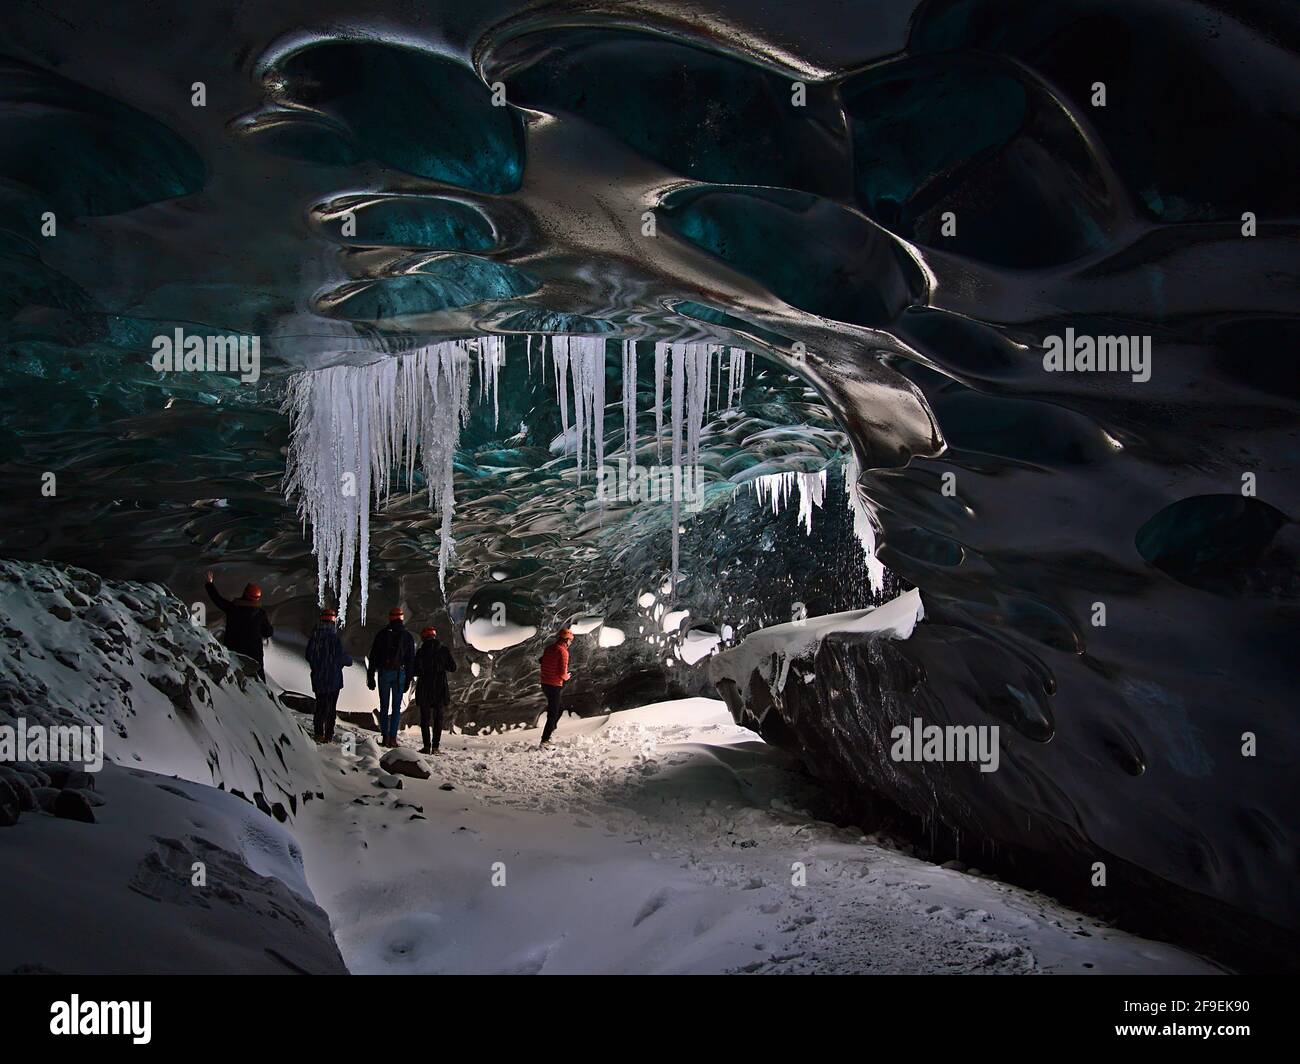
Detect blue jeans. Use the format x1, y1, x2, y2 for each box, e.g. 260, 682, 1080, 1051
378, 670, 406, 740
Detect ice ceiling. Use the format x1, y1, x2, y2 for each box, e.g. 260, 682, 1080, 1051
1, 0, 1298, 966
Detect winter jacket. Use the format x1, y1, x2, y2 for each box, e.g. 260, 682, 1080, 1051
413, 638, 457, 709
539, 640, 570, 687
367, 621, 416, 684
305, 621, 353, 693
205, 581, 273, 666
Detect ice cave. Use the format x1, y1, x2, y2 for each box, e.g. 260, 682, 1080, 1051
0, 0, 1297, 996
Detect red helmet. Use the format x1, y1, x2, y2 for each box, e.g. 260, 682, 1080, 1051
420, 626, 437, 639
388, 606, 404, 621
558, 628, 573, 641
242, 583, 262, 602
320, 608, 338, 622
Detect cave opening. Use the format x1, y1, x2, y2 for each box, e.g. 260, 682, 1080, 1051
1, 0, 1296, 985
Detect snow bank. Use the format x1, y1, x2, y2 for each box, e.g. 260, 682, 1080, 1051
0, 762, 345, 974
709, 589, 924, 699
0, 559, 322, 817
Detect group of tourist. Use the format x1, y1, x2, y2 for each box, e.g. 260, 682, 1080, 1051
204, 573, 575, 752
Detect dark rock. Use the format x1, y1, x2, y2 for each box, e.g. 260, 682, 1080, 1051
0, 778, 20, 825
32, 786, 59, 812
46, 604, 73, 622
337, 709, 380, 733
278, 691, 315, 714
380, 748, 431, 779
713, 619, 1300, 973
439, 783, 454, 791
51, 789, 95, 823
9, 763, 50, 788
0, 767, 36, 811
39, 763, 95, 791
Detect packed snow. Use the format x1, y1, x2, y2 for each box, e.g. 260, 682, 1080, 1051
291, 697, 1218, 975
710, 588, 925, 700
0, 763, 344, 974
0, 560, 344, 973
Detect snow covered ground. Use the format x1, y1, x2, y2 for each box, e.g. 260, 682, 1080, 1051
0, 762, 345, 974
293, 697, 1221, 975
0, 560, 1225, 974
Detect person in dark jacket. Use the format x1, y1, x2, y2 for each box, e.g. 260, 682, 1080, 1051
538, 628, 574, 748
413, 626, 457, 754
204, 570, 274, 681
305, 607, 352, 742
367, 606, 416, 748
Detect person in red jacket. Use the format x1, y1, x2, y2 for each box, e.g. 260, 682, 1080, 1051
538, 628, 574, 748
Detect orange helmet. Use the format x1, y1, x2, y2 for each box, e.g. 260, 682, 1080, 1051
558, 628, 573, 641
420, 626, 437, 639
242, 583, 262, 602
388, 606, 404, 621
320, 608, 338, 622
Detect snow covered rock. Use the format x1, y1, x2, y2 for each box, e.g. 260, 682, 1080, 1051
380, 748, 431, 779
710, 589, 1298, 971
0, 763, 346, 974
0, 558, 322, 817
709, 589, 924, 708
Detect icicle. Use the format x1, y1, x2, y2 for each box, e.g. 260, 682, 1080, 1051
622, 339, 637, 466
845, 454, 885, 591
592, 339, 605, 481
553, 336, 570, 448
284, 340, 472, 623
653, 341, 666, 463
571, 338, 586, 480
749, 468, 825, 535
727, 347, 748, 408
669, 342, 685, 592
560, 337, 607, 483
797, 469, 826, 534
473, 336, 505, 430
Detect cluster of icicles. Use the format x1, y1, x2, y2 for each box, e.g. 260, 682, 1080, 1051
284, 335, 880, 622
748, 464, 885, 589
